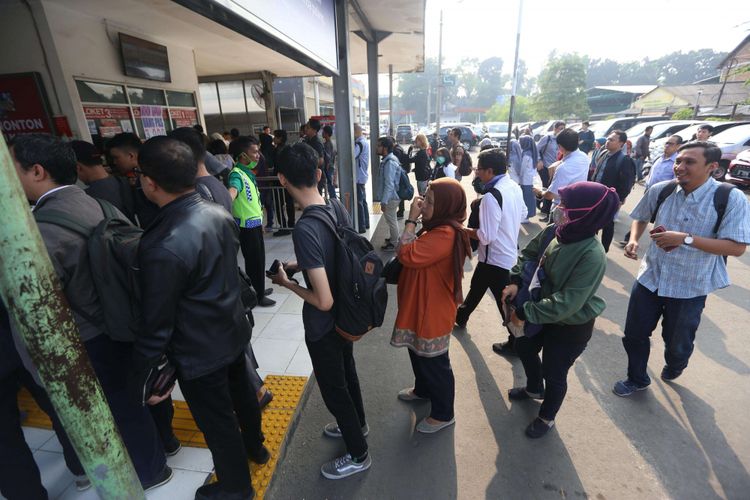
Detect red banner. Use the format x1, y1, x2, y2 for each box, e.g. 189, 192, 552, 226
0, 73, 54, 140
83, 106, 132, 120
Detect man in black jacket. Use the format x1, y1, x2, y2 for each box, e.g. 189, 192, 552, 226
131, 137, 266, 500
589, 129, 636, 252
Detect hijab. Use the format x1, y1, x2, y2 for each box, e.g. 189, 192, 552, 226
519, 135, 539, 165
555, 181, 620, 244
419, 178, 472, 302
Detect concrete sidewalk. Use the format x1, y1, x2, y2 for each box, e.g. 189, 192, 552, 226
267, 186, 750, 499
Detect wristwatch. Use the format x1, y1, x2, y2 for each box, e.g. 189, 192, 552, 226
683, 233, 694, 246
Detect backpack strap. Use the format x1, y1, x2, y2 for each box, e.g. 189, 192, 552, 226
33, 210, 92, 238
712, 182, 735, 235
649, 180, 679, 224
480, 188, 504, 263
306, 208, 341, 241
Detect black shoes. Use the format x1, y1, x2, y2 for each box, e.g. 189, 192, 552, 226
508, 387, 544, 401
143, 466, 173, 492
258, 296, 276, 307
492, 341, 517, 357
273, 229, 292, 237
195, 482, 254, 500
525, 418, 554, 439
248, 445, 271, 465
661, 366, 683, 381
164, 436, 182, 457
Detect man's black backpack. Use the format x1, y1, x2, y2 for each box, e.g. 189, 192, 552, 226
467, 189, 503, 252
34, 199, 143, 342
307, 203, 388, 341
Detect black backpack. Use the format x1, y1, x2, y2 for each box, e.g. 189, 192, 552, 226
307, 203, 388, 341
467, 189, 503, 252
34, 199, 143, 342
393, 143, 411, 173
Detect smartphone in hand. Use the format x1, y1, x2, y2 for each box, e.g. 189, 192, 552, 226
265, 259, 281, 278
650, 225, 678, 252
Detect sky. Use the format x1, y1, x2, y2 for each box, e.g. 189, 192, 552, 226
423, 0, 749, 76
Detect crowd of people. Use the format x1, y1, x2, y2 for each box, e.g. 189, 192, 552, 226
2, 114, 750, 499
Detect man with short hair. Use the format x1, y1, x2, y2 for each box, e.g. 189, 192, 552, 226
322, 125, 338, 199
228, 136, 276, 307
376, 136, 401, 251
11, 134, 172, 491
536, 121, 566, 221
578, 121, 595, 154
447, 127, 462, 149
354, 123, 370, 233
132, 136, 267, 499
272, 129, 296, 234
634, 126, 653, 183
72, 139, 136, 223
270, 142, 371, 480
614, 141, 750, 396
589, 129, 637, 252
304, 118, 325, 175
456, 149, 526, 357
695, 124, 714, 142
534, 128, 590, 208
106, 132, 159, 228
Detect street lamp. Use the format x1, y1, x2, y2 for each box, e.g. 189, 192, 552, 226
693, 89, 703, 119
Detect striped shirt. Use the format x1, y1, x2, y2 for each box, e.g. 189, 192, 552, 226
630, 178, 750, 298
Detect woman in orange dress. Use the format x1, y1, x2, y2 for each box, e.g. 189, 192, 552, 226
390, 178, 471, 433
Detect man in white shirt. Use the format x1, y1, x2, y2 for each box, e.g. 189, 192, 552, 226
456, 149, 527, 356
534, 128, 590, 208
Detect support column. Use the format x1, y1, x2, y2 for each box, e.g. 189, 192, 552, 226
333, 0, 355, 217
0, 137, 144, 499
367, 36, 381, 202
261, 71, 278, 130
388, 64, 394, 137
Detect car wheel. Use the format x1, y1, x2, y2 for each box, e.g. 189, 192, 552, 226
712, 162, 728, 180
462, 141, 471, 150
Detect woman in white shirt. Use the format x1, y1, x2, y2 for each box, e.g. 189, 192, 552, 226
432, 147, 456, 180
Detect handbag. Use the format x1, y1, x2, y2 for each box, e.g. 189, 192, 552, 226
381, 256, 403, 285
144, 357, 177, 398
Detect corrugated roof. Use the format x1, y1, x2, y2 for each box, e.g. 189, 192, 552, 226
655, 83, 750, 106
589, 85, 658, 94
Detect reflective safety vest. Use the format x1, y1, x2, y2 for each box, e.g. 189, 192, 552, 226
231, 166, 262, 229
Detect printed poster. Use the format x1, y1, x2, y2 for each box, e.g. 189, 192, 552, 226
140, 105, 166, 139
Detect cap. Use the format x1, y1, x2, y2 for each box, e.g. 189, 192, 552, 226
71, 140, 103, 166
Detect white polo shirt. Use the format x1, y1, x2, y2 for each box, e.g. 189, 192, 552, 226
548, 149, 590, 206
476, 175, 527, 270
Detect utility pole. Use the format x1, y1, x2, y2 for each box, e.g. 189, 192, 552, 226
435, 9, 443, 138
426, 79, 431, 129
388, 64, 394, 136
693, 89, 703, 119
0, 136, 144, 499
507, 0, 524, 156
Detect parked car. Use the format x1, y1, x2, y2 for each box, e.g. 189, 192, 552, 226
591, 116, 669, 142
482, 122, 510, 149
650, 121, 750, 166
711, 124, 750, 179
439, 125, 477, 149
625, 120, 698, 146
396, 124, 417, 144
726, 149, 750, 187
532, 120, 562, 141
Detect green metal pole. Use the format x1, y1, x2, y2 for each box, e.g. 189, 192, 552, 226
0, 135, 145, 499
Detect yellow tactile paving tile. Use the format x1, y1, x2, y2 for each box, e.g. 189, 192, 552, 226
18, 374, 309, 499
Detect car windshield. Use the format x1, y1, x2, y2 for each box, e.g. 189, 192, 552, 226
592, 120, 615, 138
711, 124, 750, 144
488, 124, 508, 133
397, 126, 410, 132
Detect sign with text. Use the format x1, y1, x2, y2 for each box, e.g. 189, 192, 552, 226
140, 105, 166, 138
0, 72, 54, 140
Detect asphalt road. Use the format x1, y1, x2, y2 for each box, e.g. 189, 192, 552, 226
267, 168, 750, 500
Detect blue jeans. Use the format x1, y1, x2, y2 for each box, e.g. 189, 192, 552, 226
356, 183, 369, 231
520, 185, 536, 218
622, 282, 706, 387
325, 167, 337, 199
634, 158, 645, 181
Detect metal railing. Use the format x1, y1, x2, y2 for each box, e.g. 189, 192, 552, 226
256, 175, 337, 231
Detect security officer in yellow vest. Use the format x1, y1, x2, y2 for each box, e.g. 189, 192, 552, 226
228, 136, 276, 307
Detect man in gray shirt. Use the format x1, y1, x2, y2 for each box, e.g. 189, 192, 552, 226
535, 120, 565, 221
633, 126, 652, 183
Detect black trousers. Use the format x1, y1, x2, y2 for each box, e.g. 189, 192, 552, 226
306, 330, 367, 458
515, 321, 593, 421
239, 226, 266, 298
409, 349, 455, 421
272, 187, 294, 229
84, 334, 166, 485
456, 261, 510, 325
0, 366, 85, 500
538, 167, 552, 214
601, 221, 615, 253
179, 353, 264, 494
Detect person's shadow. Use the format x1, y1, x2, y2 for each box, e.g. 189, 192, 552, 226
454, 330, 589, 498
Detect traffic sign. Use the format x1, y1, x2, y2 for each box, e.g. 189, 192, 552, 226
442, 74, 456, 86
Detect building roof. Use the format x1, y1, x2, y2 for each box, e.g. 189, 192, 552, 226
587, 85, 657, 94
655, 83, 749, 106
718, 34, 750, 68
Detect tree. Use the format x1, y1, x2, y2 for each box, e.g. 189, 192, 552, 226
533, 53, 590, 118
396, 58, 440, 124
485, 96, 536, 122
671, 108, 694, 120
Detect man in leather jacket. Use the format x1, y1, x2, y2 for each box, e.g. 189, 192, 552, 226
132, 136, 267, 500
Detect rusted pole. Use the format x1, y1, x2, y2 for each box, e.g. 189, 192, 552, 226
0, 135, 144, 499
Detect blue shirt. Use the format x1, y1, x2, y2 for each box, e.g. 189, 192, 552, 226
630, 178, 750, 298
355, 137, 369, 184
536, 134, 558, 168
646, 152, 677, 189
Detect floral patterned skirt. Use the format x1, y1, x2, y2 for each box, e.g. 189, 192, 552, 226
390, 328, 450, 357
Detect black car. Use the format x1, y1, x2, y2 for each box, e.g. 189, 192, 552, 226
438, 125, 477, 149
396, 124, 416, 144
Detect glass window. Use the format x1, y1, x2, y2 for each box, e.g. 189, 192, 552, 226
166, 90, 196, 107
199, 83, 221, 115
76, 80, 127, 104
218, 81, 247, 114
128, 87, 167, 105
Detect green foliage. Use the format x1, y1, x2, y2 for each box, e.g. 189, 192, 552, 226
533, 53, 590, 119
485, 96, 536, 121
587, 49, 728, 86
671, 108, 694, 120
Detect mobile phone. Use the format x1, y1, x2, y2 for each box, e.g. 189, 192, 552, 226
266, 259, 281, 277
649, 225, 666, 235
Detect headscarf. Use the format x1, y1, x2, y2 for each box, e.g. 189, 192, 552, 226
419, 178, 472, 302
508, 139, 523, 176
556, 181, 620, 244
519, 135, 539, 165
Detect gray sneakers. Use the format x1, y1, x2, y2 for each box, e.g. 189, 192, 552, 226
323, 422, 370, 438
320, 453, 372, 480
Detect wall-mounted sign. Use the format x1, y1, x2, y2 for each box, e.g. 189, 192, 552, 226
140, 105, 166, 138
0, 72, 54, 141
